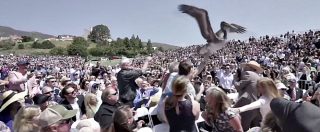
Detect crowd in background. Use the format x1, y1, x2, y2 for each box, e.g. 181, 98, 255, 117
0, 30, 320, 132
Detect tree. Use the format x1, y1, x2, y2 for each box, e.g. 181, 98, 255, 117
123, 37, 130, 49
88, 47, 104, 56
21, 36, 34, 42
88, 24, 110, 43
136, 36, 143, 49
32, 40, 55, 49
0, 40, 14, 50
158, 46, 164, 52
18, 44, 25, 49
50, 47, 66, 55
41, 40, 55, 49
146, 39, 153, 53
72, 37, 89, 47
67, 44, 88, 57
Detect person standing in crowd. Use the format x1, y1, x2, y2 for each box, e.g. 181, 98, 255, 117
33, 94, 52, 111
162, 62, 179, 92
106, 105, 150, 132
39, 105, 77, 132
0, 90, 26, 131
233, 61, 263, 131
13, 105, 41, 132
42, 86, 60, 105
84, 93, 98, 118
60, 86, 86, 121
117, 57, 152, 107
133, 80, 159, 108
216, 64, 235, 93
231, 77, 281, 122
8, 61, 37, 97
161, 76, 200, 132
286, 76, 305, 102
200, 87, 243, 132
94, 87, 121, 129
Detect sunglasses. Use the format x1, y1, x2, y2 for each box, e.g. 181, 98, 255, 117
66, 91, 75, 95
44, 91, 54, 94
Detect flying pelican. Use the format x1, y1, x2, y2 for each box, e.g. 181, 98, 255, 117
179, 4, 246, 57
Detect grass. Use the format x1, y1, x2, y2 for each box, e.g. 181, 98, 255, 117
89, 59, 121, 66
0, 40, 97, 55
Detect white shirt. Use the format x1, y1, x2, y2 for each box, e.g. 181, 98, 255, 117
70, 98, 81, 121
164, 72, 178, 93
217, 70, 234, 90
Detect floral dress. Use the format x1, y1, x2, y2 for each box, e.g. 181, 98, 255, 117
199, 108, 238, 132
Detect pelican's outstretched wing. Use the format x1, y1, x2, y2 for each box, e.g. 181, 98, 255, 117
179, 4, 218, 43
216, 21, 246, 39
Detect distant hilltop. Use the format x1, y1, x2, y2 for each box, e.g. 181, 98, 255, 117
0, 26, 55, 39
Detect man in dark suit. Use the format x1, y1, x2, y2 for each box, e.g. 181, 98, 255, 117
60, 85, 86, 121
233, 61, 263, 131
94, 87, 121, 129
287, 77, 304, 102
117, 57, 152, 107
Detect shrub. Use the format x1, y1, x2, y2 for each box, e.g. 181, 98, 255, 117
88, 47, 104, 56
0, 40, 15, 50
32, 40, 55, 49
67, 44, 88, 57
41, 40, 55, 49
49, 47, 66, 55
18, 44, 25, 49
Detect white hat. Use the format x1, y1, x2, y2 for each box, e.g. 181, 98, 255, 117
0, 90, 26, 112
241, 61, 264, 73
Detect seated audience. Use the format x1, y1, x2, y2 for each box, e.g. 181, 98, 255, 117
94, 87, 121, 129
13, 105, 41, 132
39, 105, 77, 132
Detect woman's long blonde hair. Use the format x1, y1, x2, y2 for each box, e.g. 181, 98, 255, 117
205, 87, 232, 120
13, 105, 41, 132
84, 93, 98, 118
258, 77, 281, 98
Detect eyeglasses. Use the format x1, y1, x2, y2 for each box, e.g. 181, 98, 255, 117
44, 91, 54, 94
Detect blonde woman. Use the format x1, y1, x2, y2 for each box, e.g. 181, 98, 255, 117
231, 77, 281, 121
84, 93, 99, 118
162, 76, 200, 132
201, 87, 243, 132
13, 105, 41, 132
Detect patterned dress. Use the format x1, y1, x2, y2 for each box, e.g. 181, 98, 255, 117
200, 108, 238, 132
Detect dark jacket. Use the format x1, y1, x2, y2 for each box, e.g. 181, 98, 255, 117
94, 102, 121, 129
271, 98, 320, 132
117, 69, 143, 102
287, 88, 304, 101
60, 95, 86, 121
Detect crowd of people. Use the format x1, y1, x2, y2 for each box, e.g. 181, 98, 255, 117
0, 30, 320, 132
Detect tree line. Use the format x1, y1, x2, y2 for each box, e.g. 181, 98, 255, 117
0, 24, 161, 57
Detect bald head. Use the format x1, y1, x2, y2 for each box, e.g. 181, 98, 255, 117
120, 58, 131, 69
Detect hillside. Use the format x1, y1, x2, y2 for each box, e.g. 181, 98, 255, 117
146, 42, 180, 50
0, 26, 55, 39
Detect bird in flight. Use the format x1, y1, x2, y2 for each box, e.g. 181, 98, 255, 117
178, 4, 246, 57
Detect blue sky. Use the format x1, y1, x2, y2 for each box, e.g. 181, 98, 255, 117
0, 0, 319, 46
